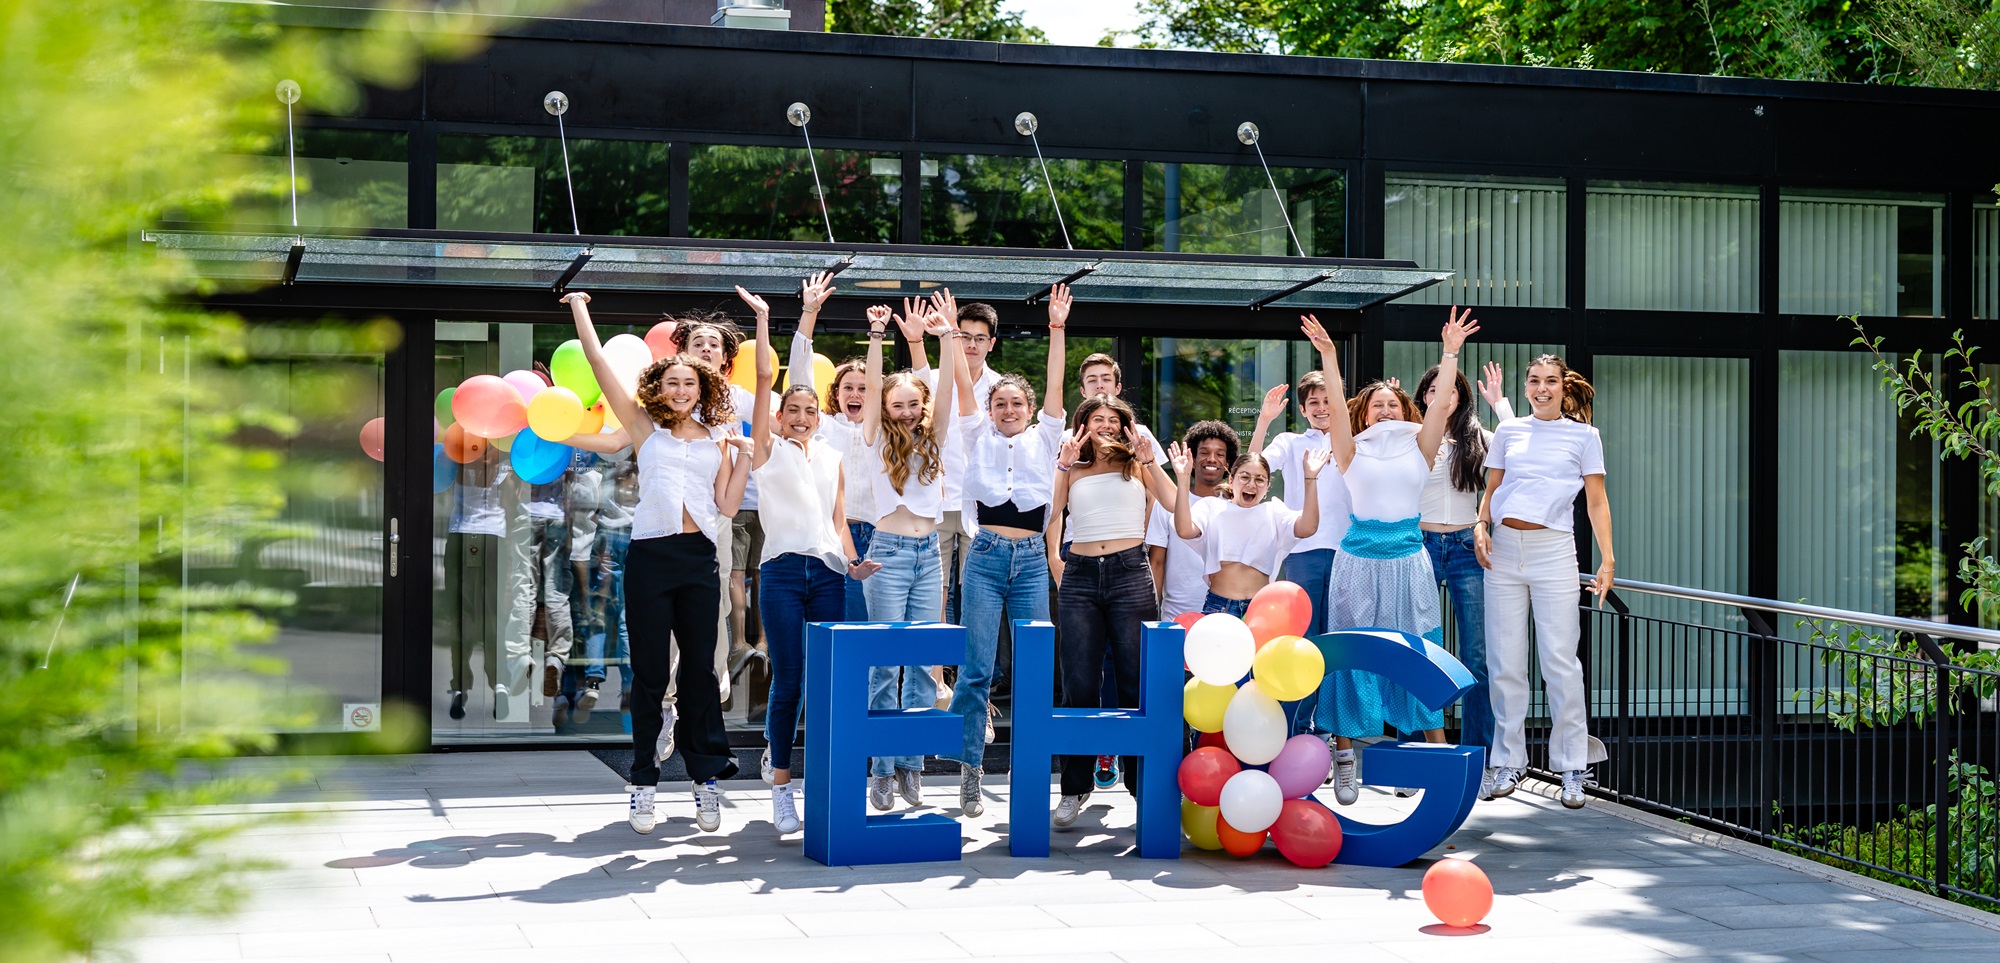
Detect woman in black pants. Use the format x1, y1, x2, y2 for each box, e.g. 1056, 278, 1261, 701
563, 291, 750, 836
1045, 395, 1180, 827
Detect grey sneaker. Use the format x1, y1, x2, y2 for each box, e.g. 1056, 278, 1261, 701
1394, 787, 1417, 798
1332, 756, 1359, 805
760, 746, 775, 785
1477, 766, 1498, 801
694, 779, 723, 832
772, 783, 801, 835
1053, 792, 1089, 828
574, 684, 599, 724
1560, 769, 1588, 809
960, 765, 985, 817
868, 774, 894, 812
896, 767, 923, 808
626, 785, 657, 835
1489, 766, 1521, 800
655, 701, 677, 765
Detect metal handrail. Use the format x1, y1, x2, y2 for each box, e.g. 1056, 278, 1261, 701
1578, 574, 2000, 647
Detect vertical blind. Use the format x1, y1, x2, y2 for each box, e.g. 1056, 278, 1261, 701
1778, 350, 1897, 623
1384, 341, 1564, 412
1778, 194, 1940, 317
1977, 207, 2000, 320
1384, 175, 1567, 307
1585, 183, 1760, 313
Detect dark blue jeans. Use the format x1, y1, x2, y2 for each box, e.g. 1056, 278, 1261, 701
844, 520, 875, 621
1056, 547, 1155, 797
758, 552, 847, 772
1278, 547, 1337, 734
1425, 528, 1493, 751
1200, 591, 1251, 616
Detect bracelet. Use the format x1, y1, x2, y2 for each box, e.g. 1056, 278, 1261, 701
1055, 463, 1072, 472
1442, 352, 1458, 359
848, 557, 862, 568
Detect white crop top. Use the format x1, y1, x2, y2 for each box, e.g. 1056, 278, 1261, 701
752, 438, 846, 573
1065, 472, 1148, 543
863, 434, 946, 524
633, 427, 727, 542
1343, 420, 1428, 523
1485, 415, 1606, 533
1190, 498, 1302, 578
1418, 398, 1511, 527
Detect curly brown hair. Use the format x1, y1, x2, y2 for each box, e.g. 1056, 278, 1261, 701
877, 371, 943, 494
668, 311, 744, 375
637, 357, 734, 429
1071, 394, 1140, 480
1347, 380, 1420, 437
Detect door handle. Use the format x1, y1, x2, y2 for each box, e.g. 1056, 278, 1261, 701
388, 517, 399, 578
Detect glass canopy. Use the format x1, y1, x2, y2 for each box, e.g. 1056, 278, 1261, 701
144, 229, 1452, 311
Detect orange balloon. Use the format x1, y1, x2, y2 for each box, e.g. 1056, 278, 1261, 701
1422, 858, 1494, 927
578, 402, 606, 436
1215, 814, 1268, 857
1245, 581, 1313, 643
442, 423, 486, 464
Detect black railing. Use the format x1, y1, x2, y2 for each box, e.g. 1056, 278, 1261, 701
1499, 577, 2000, 910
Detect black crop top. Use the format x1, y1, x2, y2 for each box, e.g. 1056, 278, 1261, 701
976, 499, 1048, 532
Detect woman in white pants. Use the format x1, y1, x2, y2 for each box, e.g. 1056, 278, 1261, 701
1473, 354, 1614, 810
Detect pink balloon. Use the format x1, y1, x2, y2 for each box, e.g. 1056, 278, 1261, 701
502, 369, 546, 404
645, 321, 680, 360
358, 417, 385, 461
452, 374, 529, 439
1266, 734, 1333, 799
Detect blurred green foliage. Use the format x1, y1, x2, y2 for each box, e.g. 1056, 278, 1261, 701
829, 0, 1047, 42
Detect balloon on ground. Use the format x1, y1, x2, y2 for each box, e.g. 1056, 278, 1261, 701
1215, 815, 1267, 857
1180, 799, 1223, 851
1269, 798, 1343, 867
1422, 858, 1493, 927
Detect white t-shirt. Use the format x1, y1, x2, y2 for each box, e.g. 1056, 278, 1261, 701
1147, 495, 1218, 620
1189, 498, 1301, 582
1262, 428, 1353, 552
1484, 415, 1606, 533
786, 333, 875, 526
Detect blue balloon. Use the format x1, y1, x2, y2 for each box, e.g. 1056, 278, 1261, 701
511, 428, 572, 485
431, 444, 454, 493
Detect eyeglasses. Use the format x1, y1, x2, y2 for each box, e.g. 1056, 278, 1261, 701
964, 334, 993, 346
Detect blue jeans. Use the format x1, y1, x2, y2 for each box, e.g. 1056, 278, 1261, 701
1425, 528, 1493, 751
759, 552, 847, 772
863, 530, 943, 775
1201, 591, 1251, 617
949, 530, 1050, 766
1279, 547, 1336, 734
844, 520, 875, 621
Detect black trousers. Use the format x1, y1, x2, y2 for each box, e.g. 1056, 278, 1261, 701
1056, 546, 1153, 797
626, 532, 739, 786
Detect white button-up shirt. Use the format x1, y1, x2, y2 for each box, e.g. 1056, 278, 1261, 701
632, 428, 727, 542
1262, 428, 1353, 553
956, 409, 1065, 512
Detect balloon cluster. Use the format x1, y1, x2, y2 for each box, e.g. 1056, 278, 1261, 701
1176, 581, 1343, 867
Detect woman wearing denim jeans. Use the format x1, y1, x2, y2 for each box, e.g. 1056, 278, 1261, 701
786, 289, 879, 623
1045, 395, 1181, 828
1412, 361, 1516, 763
943, 283, 1072, 816
858, 291, 963, 812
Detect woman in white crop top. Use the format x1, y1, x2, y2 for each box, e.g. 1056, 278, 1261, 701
1045, 393, 1180, 825
1409, 361, 1516, 762
1474, 353, 1614, 811
858, 292, 964, 811
1169, 449, 1325, 617
562, 291, 751, 838
1311, 309, 1477, 806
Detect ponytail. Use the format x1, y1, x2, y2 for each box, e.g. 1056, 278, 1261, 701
1528, 354, 1595, 425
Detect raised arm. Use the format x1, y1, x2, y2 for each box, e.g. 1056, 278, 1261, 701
1293, 448, 1329, 538
895, 296, 931, 374
1128, 425, 1178, 507
562, 292, 651, 451
716, 436, 752, 517
862, 304, 891, 446
1301, 314, 1354, 472
1044, 283, 1071, 419
928, 294, 962, 449
1585, 474, 1615, 606
739, 285, 777, 469
1417, 306, 1477, 468
1478, 361, 1516, 424
1248, 384, 1288, 454
1168, 441, 1203, 540
796, 270, 834, 341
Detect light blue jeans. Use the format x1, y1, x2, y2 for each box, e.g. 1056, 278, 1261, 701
863, 530, 942, 775
948, 530, 1049, 766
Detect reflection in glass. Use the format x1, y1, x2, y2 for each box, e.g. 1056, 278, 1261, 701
922, 154, 1123, 251
437, 135, 671, 236
1780, 191, 1942, 318
1977, 206, 2000, 320
226, 128, 409, 229
688, 145, 901, 243
1141, 162, 1344, 257
1586, 181, 1759, 313
1386, 174, 1565, 307
1143, 336, 1343, 502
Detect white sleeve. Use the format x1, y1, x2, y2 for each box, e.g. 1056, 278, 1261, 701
787, 332, 815, 390
1580, 426, 1607, 477
1484, 424, 1511, 470
1261, 432, 1292, 467
1490, 397, 1516, 424
1145, 504, 1172, 549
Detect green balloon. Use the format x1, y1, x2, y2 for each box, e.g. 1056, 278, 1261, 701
551, 339, 603, 409
434, 386, 456, 428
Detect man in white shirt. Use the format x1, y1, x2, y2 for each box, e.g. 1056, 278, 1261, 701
1146, 421, 1237, 620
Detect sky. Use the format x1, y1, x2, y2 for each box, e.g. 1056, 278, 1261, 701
1005, 0, 1146, 47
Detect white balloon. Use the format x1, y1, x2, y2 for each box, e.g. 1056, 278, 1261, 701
1217, 769, 1284, 834
1185, 613, 1255, 686
603, 334, 654, 403
1221, 679, 1288, 765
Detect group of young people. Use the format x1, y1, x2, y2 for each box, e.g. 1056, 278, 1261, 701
559, 273, 1614, 839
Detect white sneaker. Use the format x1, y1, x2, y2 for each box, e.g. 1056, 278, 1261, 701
960, 765, 984, 817
1394, 787, 1417, 798
934, 681, 953, 709
772, 783, 801, 834
1477, 766, 1498, 801
1332, 756, 1359, 805
655, 701, 677, 765
1053, 792, 1089, 828
1489, 766, 1521, 800
626, 785, 657, 835
574, 684, 599, 724
694, 779, 723, 832
760, 746, 775, 784
1560, 769, 1588, 809
896, 767, 923, 808
985, 701, 998, 745
869, 774, 894, 812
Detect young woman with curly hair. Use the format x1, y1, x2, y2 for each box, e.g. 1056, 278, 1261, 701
562, 291, 750, 837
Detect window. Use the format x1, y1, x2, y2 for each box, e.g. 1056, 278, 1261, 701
437, 135, 671, 236
1978, 205, 2000, 320
1386, 174, 1565, 307
688, 145, 902, 243
1142, 335, 1339, 502
227, 128, 408, 229
1586, 181, 1759, 313
1141, 162, 1344, 257
921, 153, 1122, 250
1780, 191, 1942, 318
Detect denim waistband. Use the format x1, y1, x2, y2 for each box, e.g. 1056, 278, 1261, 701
1062, 544, 1147, 566
870, 530, 938, 550
1202, 591, 1252, 617
1339, 515, 1424, 560
976, 529, 1046, 548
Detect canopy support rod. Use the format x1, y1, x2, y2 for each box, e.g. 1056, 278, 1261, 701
1249, 271, 1333, 311
552, 249, 595, 295
283, 239, 306, 285
1236, 122, 1306, 257
787, 103, 837, 245
1025, 264, 1098, 305
544, 92, 584, 237
277, 81, 304, 283
1015, 112, 1073, 251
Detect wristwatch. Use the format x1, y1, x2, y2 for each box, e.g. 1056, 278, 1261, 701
848, 557, 863, 568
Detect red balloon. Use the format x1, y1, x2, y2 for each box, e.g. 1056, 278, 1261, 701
1269, 798, 1343, 867
1195, 731, 1230, 752
1176, 747, 1242, 808
1422, 858, 1494, 927
1173, 611, 1203, 631
1215, 814, 1268, 857
441, 423, 486, 464
1245, 581, 1313, 643
452, 375, 529, 439
358, 417, 386, 461
645, 320, 680, 361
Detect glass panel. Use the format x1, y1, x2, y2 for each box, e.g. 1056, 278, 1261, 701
1140, 335, 1349, 502
1780, 191, 1943, 318
1978, 205, 2000, 321
921, 153, 1123, 251
1386, 173, 1566, 307
438, 135, 672, 236
688, 145, 902, 243
224, 128, 408, 229
1140, 162, 1345, 257
185, 321, 389, 733
1585, 181, 1760, 312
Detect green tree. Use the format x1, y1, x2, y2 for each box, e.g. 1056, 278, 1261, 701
830, 0, 1048, 42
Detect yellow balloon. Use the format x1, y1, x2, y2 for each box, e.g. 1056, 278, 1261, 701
783, 352, 839, 397
1252, 634, 1326, 702
1183, 678, 1234, 733
729, 341, 777, 394
1182, 798, 1224, 851
578, 402, 605, 436
527, 386, 585, 442
488, 431, 517, 452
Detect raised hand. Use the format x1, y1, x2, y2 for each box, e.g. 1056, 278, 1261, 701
1300, 313, 1335, 352
1167, 440, 1193, 477
735, 285, 770, 321
800, 271, 836, 313
1258, 384, 1289, 422
1442, 305, 1480, 353
1303, 447, 1331, 479
1386, 376, 1402, 392
1056, 426, 1085, 469
720, 435, 753, 455
930, 288, 960, 328
866, 304, 893, 331
1047, 283, 1072, 329
894, 297, 930, 342
1125, 425, 1155, 464
926, 303, 959, 339
1479, 361, 1506, 407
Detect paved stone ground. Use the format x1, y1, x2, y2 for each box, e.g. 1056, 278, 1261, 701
122, 752, 2000, 962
